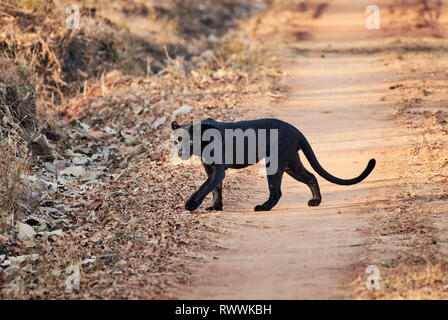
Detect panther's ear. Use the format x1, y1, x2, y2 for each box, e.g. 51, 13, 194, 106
171, 121, 180, 130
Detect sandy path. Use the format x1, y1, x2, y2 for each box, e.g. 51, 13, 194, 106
176, 0, 403, 299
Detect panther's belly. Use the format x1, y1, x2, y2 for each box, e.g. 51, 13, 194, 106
226, 163, 253, 170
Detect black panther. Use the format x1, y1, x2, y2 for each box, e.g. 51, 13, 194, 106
171, 118, 375, 212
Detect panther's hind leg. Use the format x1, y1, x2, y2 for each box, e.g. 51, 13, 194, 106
254, 169, 284, 211
202, 163, 223, 211
286, 153, 322, 207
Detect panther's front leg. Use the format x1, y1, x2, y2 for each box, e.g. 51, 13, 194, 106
202, 163, 223, 211
185, 165, 225, 211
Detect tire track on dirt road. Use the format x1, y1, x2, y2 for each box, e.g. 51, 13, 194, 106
175, 0, 406, 299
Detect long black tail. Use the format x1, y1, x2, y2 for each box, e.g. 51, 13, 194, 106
298, 132, 375, 185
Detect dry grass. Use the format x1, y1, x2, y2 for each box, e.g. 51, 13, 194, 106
0, 0, 259, 114
0, 57, 37, 132
352, 3, 448, 297
353, 262, 448, 299
353, 119, 448, 299
0, 0, 158, 111
0, 56, 34, 232
0, 136, 28, 231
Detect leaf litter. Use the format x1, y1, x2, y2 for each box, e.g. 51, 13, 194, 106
0, 0, 281, 298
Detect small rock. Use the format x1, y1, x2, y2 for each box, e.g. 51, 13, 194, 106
72, 157, 89, 165
1, 259, 11, 268
65, 265, 80, 292
88, 130, 109, 140
59, 166, 85, 177
9, 254, 39, 264
23, 216, 47, 232
22, 191, 42, 206
102, 149, 111, 162
69, 132, 87, 140
103, 127, 117, 135
22, 264, 35, 273
0, 270, 8, 282
23, 240, 35, 248
77, 121, 91, 132
81, 171, 102, 184
17, 222, 36, 240
44, 162, 57, 174
48, 219, 69, 231
33, 222, 48, 233
9, 255, 28, 264
4, 264, 19, 274
0, 234, 8, 244
91, 153, 101, 161
38, 229, 65, 237
151, 116, 167, 129
57, 175, 68, 186
41, 208, 65, 219
35, 178, 57, 194
56, 160, 69, 170
133, 105, 144, 115
124, 136, 138, 146
9, 275, 23, 288
73, 147, 92, 155
29, 134, 56, 159
116, 259, 127, 266
213, 70, 227, 78
82, 257, 96, 266
90, 232, 102, 243
172, 105, 192, 118
121, 131, 138, 146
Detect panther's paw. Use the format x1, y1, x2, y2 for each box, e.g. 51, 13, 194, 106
206, 206, 223, 212
308, 198, 321, 207
254, 204, 270, 211
185, 198, 201, 211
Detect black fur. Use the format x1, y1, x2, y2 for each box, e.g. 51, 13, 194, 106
171, 118, 376, 211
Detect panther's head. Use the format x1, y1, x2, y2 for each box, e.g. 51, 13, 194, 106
171, 118, 221, 160
171, 120, 194, 160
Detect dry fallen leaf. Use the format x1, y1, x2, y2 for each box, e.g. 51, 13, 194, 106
0, 234, 8, 244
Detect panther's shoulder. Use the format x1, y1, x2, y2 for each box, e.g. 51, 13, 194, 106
201, 118, 224, 132
202, 117, 219, 125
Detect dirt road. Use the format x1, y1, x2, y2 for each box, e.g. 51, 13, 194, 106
175, 0, 441, 299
